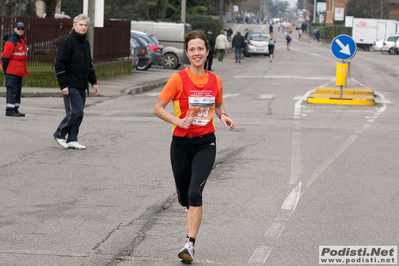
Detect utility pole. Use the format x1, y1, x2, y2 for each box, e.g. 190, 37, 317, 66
87, 0, 95, 60
219, 0, 224, 30
181, 0, 186, 23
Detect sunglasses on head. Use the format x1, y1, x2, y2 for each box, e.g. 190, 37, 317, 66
17, 28, 24, 31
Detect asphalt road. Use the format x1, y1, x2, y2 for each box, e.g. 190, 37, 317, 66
1, 24, 398, 266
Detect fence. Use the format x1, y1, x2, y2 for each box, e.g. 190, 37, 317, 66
0, 16, 130, 67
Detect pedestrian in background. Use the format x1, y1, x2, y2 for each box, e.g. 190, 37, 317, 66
269, 22, 273, 34
286, 30, 292, 50
154, 30, 235, 264
315, 28, 320, 42
53, 14, 99, 150
226, 28, 233, 42
232, 30, 245, 63
204, 29, 215, 71
215, 30, 229, 62
267, 31, 276, 62
1, 22, 28, 117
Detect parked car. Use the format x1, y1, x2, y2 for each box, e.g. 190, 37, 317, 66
130, 40, 139, 68
372, 38, 383, 52
243, 31, 269, 57
131, 21, 192, 69
130, 30, 163, 67
380, 34, 399, 55
130, 35, 152, 71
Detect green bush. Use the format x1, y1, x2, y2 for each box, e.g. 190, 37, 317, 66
0, 60, 133, 88
186, 14, 220, 38
308, 23, 352, 42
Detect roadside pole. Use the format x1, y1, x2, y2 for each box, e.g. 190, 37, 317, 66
181, 0, 186, 23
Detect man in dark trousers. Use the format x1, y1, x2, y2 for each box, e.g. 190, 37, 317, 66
204, 29, 215, 71
269, 23, 273, 34
53, 14, 99, 150
2, 22, 28, 117
232, 30, 245, 63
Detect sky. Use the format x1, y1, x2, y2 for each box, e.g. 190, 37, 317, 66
286, 0, 298, 8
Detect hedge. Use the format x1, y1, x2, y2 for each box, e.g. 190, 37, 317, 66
0, 59, 133, 88
308, 23, 352, 42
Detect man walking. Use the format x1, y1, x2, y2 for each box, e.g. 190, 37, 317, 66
232, 31, 245, 63
2, 22, 28, 117
204, 29, 215, 71
53, 14, 99, 150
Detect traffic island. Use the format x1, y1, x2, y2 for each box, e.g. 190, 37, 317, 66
307, 87, 376, 106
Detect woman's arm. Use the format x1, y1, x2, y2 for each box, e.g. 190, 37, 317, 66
154, 98, 192, 129
215, 102, 235, 131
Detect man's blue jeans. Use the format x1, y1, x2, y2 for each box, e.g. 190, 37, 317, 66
235, 47, 242, 62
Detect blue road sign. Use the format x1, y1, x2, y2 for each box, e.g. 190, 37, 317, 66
331, 34, 357, 60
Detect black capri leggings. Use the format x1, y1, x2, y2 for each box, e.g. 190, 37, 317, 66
268, 45, 274, 55
170, 133, 216, 207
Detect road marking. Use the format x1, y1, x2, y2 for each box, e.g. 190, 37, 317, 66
224, 93, 240, 98
281, 182, 302, 210
306, 134, 359, 188
264, 75, 334, 80
258, 94, 275, 99
233, 75, 334, 81
264, 223, 285, 239
248, 246, 272, 263
289, 133, 302, 186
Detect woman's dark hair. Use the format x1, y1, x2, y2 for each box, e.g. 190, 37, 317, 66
184, 30, 209, 52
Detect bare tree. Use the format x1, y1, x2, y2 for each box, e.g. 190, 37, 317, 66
42, 0, 57, 18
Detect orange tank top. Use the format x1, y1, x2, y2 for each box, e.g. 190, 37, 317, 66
173, 69, 219, 137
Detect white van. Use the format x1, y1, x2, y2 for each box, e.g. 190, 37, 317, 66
131, 21, 192, 69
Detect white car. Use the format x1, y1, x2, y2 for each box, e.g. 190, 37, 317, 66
244, 31, 269, 56
381, 34, 399, 54
371, 38, 383, 51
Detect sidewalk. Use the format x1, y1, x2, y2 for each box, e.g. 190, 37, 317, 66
0, 65, 178, 98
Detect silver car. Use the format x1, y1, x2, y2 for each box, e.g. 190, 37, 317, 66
244, 32, 269, 57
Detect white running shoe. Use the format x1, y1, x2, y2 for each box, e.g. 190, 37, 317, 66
54, 136, 68, 149
178, 241, 195, 264
67, 141, 86, 150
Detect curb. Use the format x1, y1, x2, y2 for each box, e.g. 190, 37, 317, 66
122, 79, 168, 95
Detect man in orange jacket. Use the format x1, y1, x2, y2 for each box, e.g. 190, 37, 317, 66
2, 22, 28, 117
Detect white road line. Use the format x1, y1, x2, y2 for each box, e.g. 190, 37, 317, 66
306, 135, 359, 188
248, 246, 272, 263
264, 75, 334, 81
234, 75, 263, 79
281, 182, 302, 210
224, 93, 240, 98
258, 94, 275, 99
289, 133, 302, 186
264, 223, 285, 239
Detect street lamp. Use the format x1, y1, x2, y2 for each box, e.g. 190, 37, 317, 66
313, 0, 317, 23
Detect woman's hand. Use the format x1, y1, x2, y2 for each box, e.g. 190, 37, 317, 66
220, 115, 235, 131
177, 117, 193, 129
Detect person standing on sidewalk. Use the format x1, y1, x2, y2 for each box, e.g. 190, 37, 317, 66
53, 14, 99, 150
153, 30, 235, 264
232, 30, 245, 63
1, 22, 28, 117
267, 31, 276, 63
315, 28, 320, 42
215, 30, 229, 62
204, 29, 215, 71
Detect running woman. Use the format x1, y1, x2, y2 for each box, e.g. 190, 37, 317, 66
154, 30, 235, 264
286, 30, 292, 50
267, 31, 276, 63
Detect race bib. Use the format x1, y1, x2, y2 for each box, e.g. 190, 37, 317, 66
187, 97, 215, 126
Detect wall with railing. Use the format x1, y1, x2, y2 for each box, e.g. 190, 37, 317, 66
0, 16, 130, 67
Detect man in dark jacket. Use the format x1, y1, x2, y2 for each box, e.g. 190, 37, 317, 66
1, 22, 28, 117
204, 29, 215, 71
53, 14, 99, 150
232, 31, 245, 63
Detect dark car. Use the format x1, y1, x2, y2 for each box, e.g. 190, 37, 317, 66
130, 30, 163, 68
130, 35, 152, 71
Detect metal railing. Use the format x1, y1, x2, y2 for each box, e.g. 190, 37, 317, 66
0, 16, 130, 67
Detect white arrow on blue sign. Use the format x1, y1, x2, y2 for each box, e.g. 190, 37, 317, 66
331, 34, 357, 60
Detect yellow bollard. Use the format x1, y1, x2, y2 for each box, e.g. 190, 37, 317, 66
336, 63, 348, 86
